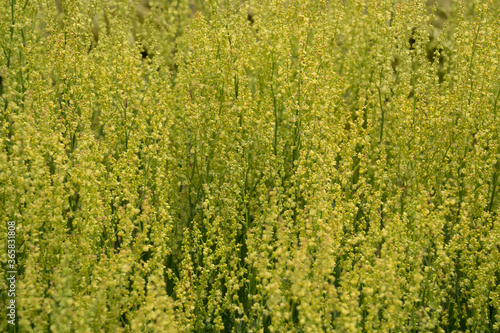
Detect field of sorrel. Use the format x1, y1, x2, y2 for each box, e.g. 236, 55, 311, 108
1, 0, 500, 331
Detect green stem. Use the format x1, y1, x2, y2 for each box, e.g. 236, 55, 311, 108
378, 69, 385, 144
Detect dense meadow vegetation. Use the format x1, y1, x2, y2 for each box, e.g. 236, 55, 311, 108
1, 0, 500, 331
